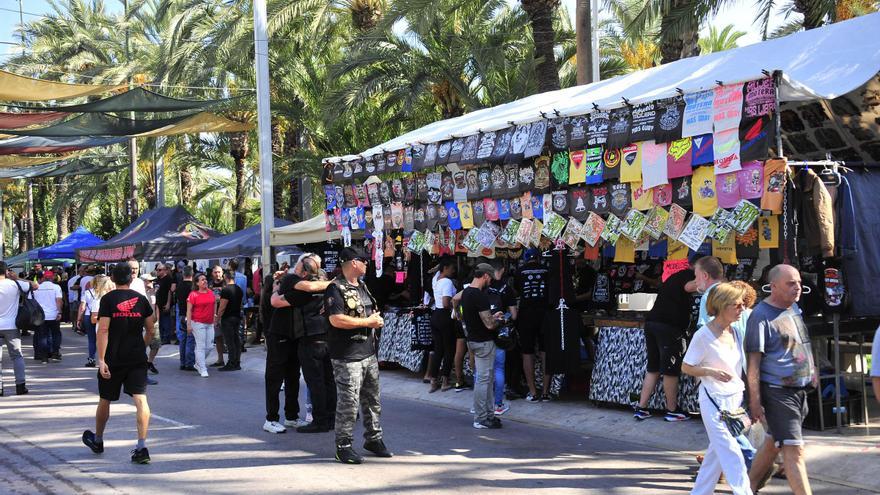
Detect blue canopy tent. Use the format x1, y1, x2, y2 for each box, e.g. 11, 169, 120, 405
187, 218, 296, 259
5, 246, 69, 269
37, 226, 103, 260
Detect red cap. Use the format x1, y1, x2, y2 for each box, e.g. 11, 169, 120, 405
42, 270, 55, 280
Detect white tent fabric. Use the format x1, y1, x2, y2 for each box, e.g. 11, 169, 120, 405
327, 12, 880, 162
270, 215, 339, 246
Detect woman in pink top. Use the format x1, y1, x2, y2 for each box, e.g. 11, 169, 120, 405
187, 274, 217, 377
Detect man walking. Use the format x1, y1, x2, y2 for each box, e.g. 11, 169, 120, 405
0, 262, 34, 395
324, 247, 391, 464
217, 270, 244, 371
155, 263, 175, 345
459, 263, 505, 430
33, 270, 63, 363
746, 264, 816, 495
210, 265, 226, 368
82, 263, 156, 464
173, 266, 195, 371
68, 265, 85, 334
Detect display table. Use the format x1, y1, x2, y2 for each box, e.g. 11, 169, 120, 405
377, 307, 428, 373
589, 316, 700, 412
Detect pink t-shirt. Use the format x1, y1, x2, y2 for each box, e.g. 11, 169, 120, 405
716, 171, 742, 208
737, 161, 764, 199
187, 290, 216, 324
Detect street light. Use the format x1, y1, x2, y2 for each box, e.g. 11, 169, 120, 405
254, 0, 274, 277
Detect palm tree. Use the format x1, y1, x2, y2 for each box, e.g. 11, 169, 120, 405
521, 0, 562, 92
698, 24, 746, 53
350, 0, 386, 31
618, 0, 727, 63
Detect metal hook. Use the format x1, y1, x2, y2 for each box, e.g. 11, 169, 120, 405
716, 80, 724, 86
675, 87, 684, 95
592, 103, 600, 111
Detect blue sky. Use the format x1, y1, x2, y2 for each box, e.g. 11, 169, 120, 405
1, 0, 784, 59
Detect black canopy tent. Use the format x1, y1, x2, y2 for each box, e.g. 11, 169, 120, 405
76, 206, 219, 262
187, 218, 294, 259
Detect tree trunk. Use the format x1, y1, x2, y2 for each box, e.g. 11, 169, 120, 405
67, 204, 77, 233
16, 218, 26, 253
575, 0, 594, 85
179, 162, 193, 206
794, 0, 825, 29
272, 123, 286, 220
659, 4, 701, 64
230, 131, 250, 231
26, 181, 34, 250
55, 177, 69, 240
523, 1, 561, 93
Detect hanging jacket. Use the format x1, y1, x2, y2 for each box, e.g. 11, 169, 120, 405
836, 174, 858, 259
798, 168, 835, 258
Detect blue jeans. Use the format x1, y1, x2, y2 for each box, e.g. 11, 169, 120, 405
82, 317, 97, 360
736, 434, 756, 470
33, 320, 61, 358
176, 308, 195, 367
494, 348, 505, 407
159, 309, 175, 343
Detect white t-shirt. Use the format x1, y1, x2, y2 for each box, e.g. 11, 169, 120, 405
683, 324, 745, 396
34, 281, 63, 320
871, 326, 880, 378
130, 278, 147, 297
0, 278, 33, 330
81, 288, 100, 317
80, 275, 94, 293
67, 275, 81, 302
432, 275, 456, 310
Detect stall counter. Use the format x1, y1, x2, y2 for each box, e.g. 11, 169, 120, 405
377, 306, 429, 373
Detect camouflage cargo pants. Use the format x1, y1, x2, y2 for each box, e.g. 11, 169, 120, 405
332, 355, 382, 447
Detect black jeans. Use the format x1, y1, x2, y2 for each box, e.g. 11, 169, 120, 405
298, 337, 337, 428
429, 309, 456, 379
264, 333, 301, 422
220, 317, 241, 366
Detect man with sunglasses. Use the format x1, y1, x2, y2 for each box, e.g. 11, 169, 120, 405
324, 247, 391, 464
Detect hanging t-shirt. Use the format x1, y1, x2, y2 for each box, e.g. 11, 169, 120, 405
458, 201, 474, 229
452, 171, 468, 202
550, 152, 569, 186
630, 102, 656, 143
692, 166, 718, 217
589, 184, 611, 215
517, 163, 535, 193
472, 200, 485, 227
761, 158, 786, 213
422, 142, 438, 168
533, 156, 551, 194
602, 148, 622, 180
510, 196, 523, 220
620, 143, 642, 183
437, 139, 454, 165
490, 128, 514, 163
640, 140, 668, 189
497, 199, 511, 220
568, 150, 587, 184
459, 134, 480, 165
631, 181, 654, 211
606, 107, 633, 150
549, 117, 569, 152
737, 160, 764, 199
712, 235, 738, 264
445, 201, 462, 230
476, 131, 497, 161
585, 147, 604, 185
691, 133, 714, 166
503, 164, 520, 198
530, 193, 544, 220
713, 128, 742, 174
567, 116, 588, 149
758, 215, 780, 248
739, 114, 773, 162
609, 182, 631, 217
569, 187, 589, 221
671, 176, 693, 209
666, 137, 693, 178
653, 183, 672, 207
653, 96, 684, 143
521, 191, 533, 218
735, 226, 760, 259
551, 190, 568, 216
523, 120, 548, 159
712, 83, 744, 132
483, 198, 499, 222
682, 89, 715, 138
586, 110, 610, 147
506, 123, 532, 163
716, 171, 742, 208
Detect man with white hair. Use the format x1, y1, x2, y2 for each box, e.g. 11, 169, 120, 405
746, 264, 816, 495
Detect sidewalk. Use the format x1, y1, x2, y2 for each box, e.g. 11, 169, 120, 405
237, 343, 879, 492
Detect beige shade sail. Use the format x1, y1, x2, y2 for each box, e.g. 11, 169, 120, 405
135, 112, 253, 137
0, 69, 124, 101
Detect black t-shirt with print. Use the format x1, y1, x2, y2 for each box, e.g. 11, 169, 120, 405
286, 274, 329, 338
98, 289, 154, 367
176, 279, 193, 313
155, 275, 174, 309
460, 287, 494, 342
219, 284, 243, 320
324, 279, 377, 361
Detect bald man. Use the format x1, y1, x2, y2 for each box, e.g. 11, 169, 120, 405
745, 264, 816, 495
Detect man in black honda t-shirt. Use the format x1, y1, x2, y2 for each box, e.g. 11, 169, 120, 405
217, 270, 244, 371
82, 262, 156, 465
459, 263, 505, 430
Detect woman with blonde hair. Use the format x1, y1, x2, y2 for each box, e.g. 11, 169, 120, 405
79, 275, 114, 368
682, 282, 753, 495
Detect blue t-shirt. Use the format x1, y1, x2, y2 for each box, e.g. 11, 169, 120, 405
744, 300, 816, 388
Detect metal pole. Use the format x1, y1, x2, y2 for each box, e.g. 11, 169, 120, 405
0, 186, 4, 260
26, 180, 34, 250
590, 0, 600, 83
124, 0, 138, 221
254, 0, 274, 277
833, 312, 842, 434
155, 137, 165, 208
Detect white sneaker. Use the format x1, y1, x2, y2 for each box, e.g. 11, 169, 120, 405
199, 369, 209, 377
263, 420, 287, 434
469, 407, 475, 414
305, 412, 314, 424
284, 418, 310, 428
494, 403, 510, 415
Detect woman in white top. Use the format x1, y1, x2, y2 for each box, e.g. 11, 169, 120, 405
682, 282, 753, 495
79, 275, 114, 368
428, 257, 458, 393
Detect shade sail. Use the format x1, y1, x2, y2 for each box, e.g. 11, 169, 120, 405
0, 156, 122, 179
38, 226, 103, 260
77, 206, 219, 262
187, 218, 293, 259
0, 69, 124, 102
0, 112, 68, 129
135, 112, 253, 137
270, 215, 340, 246
8, 87, 245, 113
0, 112, 195, 137
0, 153, 80, 168
0, 135, 126, 155
327, 12, 880, 161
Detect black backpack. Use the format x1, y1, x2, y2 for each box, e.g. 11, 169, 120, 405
16, 283, 45, 331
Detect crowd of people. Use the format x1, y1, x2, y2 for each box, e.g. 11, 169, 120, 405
0, 248, 877, 494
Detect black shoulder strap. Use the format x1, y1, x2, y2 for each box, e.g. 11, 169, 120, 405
702, 385, 722, 412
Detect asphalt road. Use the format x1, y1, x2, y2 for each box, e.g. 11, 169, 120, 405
0, 329, 864, 494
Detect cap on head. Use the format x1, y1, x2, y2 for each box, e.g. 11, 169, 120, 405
42, 270, 55, 280
474, 263, 495, 278
339, 247, 369, 263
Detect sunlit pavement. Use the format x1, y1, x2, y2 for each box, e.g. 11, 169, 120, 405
0, 327, 869, 494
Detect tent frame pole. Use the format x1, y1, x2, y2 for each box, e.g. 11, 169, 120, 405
254, 0, 274, 277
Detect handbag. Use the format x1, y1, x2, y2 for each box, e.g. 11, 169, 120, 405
703, 387, 751, 438
16, 283, 45, 331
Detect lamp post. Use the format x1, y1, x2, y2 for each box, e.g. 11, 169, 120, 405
254, 0, 275, 276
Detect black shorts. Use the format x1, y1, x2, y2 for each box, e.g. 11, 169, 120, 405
453, 319, 466, 340
644, 321, 686, 376
517, 307, 546, 354
98, 363, 148, 401
761, 382, 808, 447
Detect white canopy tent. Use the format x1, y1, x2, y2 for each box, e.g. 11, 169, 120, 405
270, 214, 340, 246
325, 12, 880, 162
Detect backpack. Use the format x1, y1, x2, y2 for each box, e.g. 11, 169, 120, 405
16, 283, 45, 331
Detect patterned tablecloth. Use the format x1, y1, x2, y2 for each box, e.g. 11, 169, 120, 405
377, 308, 426, 373
589, 323, 700, 412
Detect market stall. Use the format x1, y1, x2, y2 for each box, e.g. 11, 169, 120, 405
187, 218, 295, 262
76, 206, 218, 262
37, 226, 103, 260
